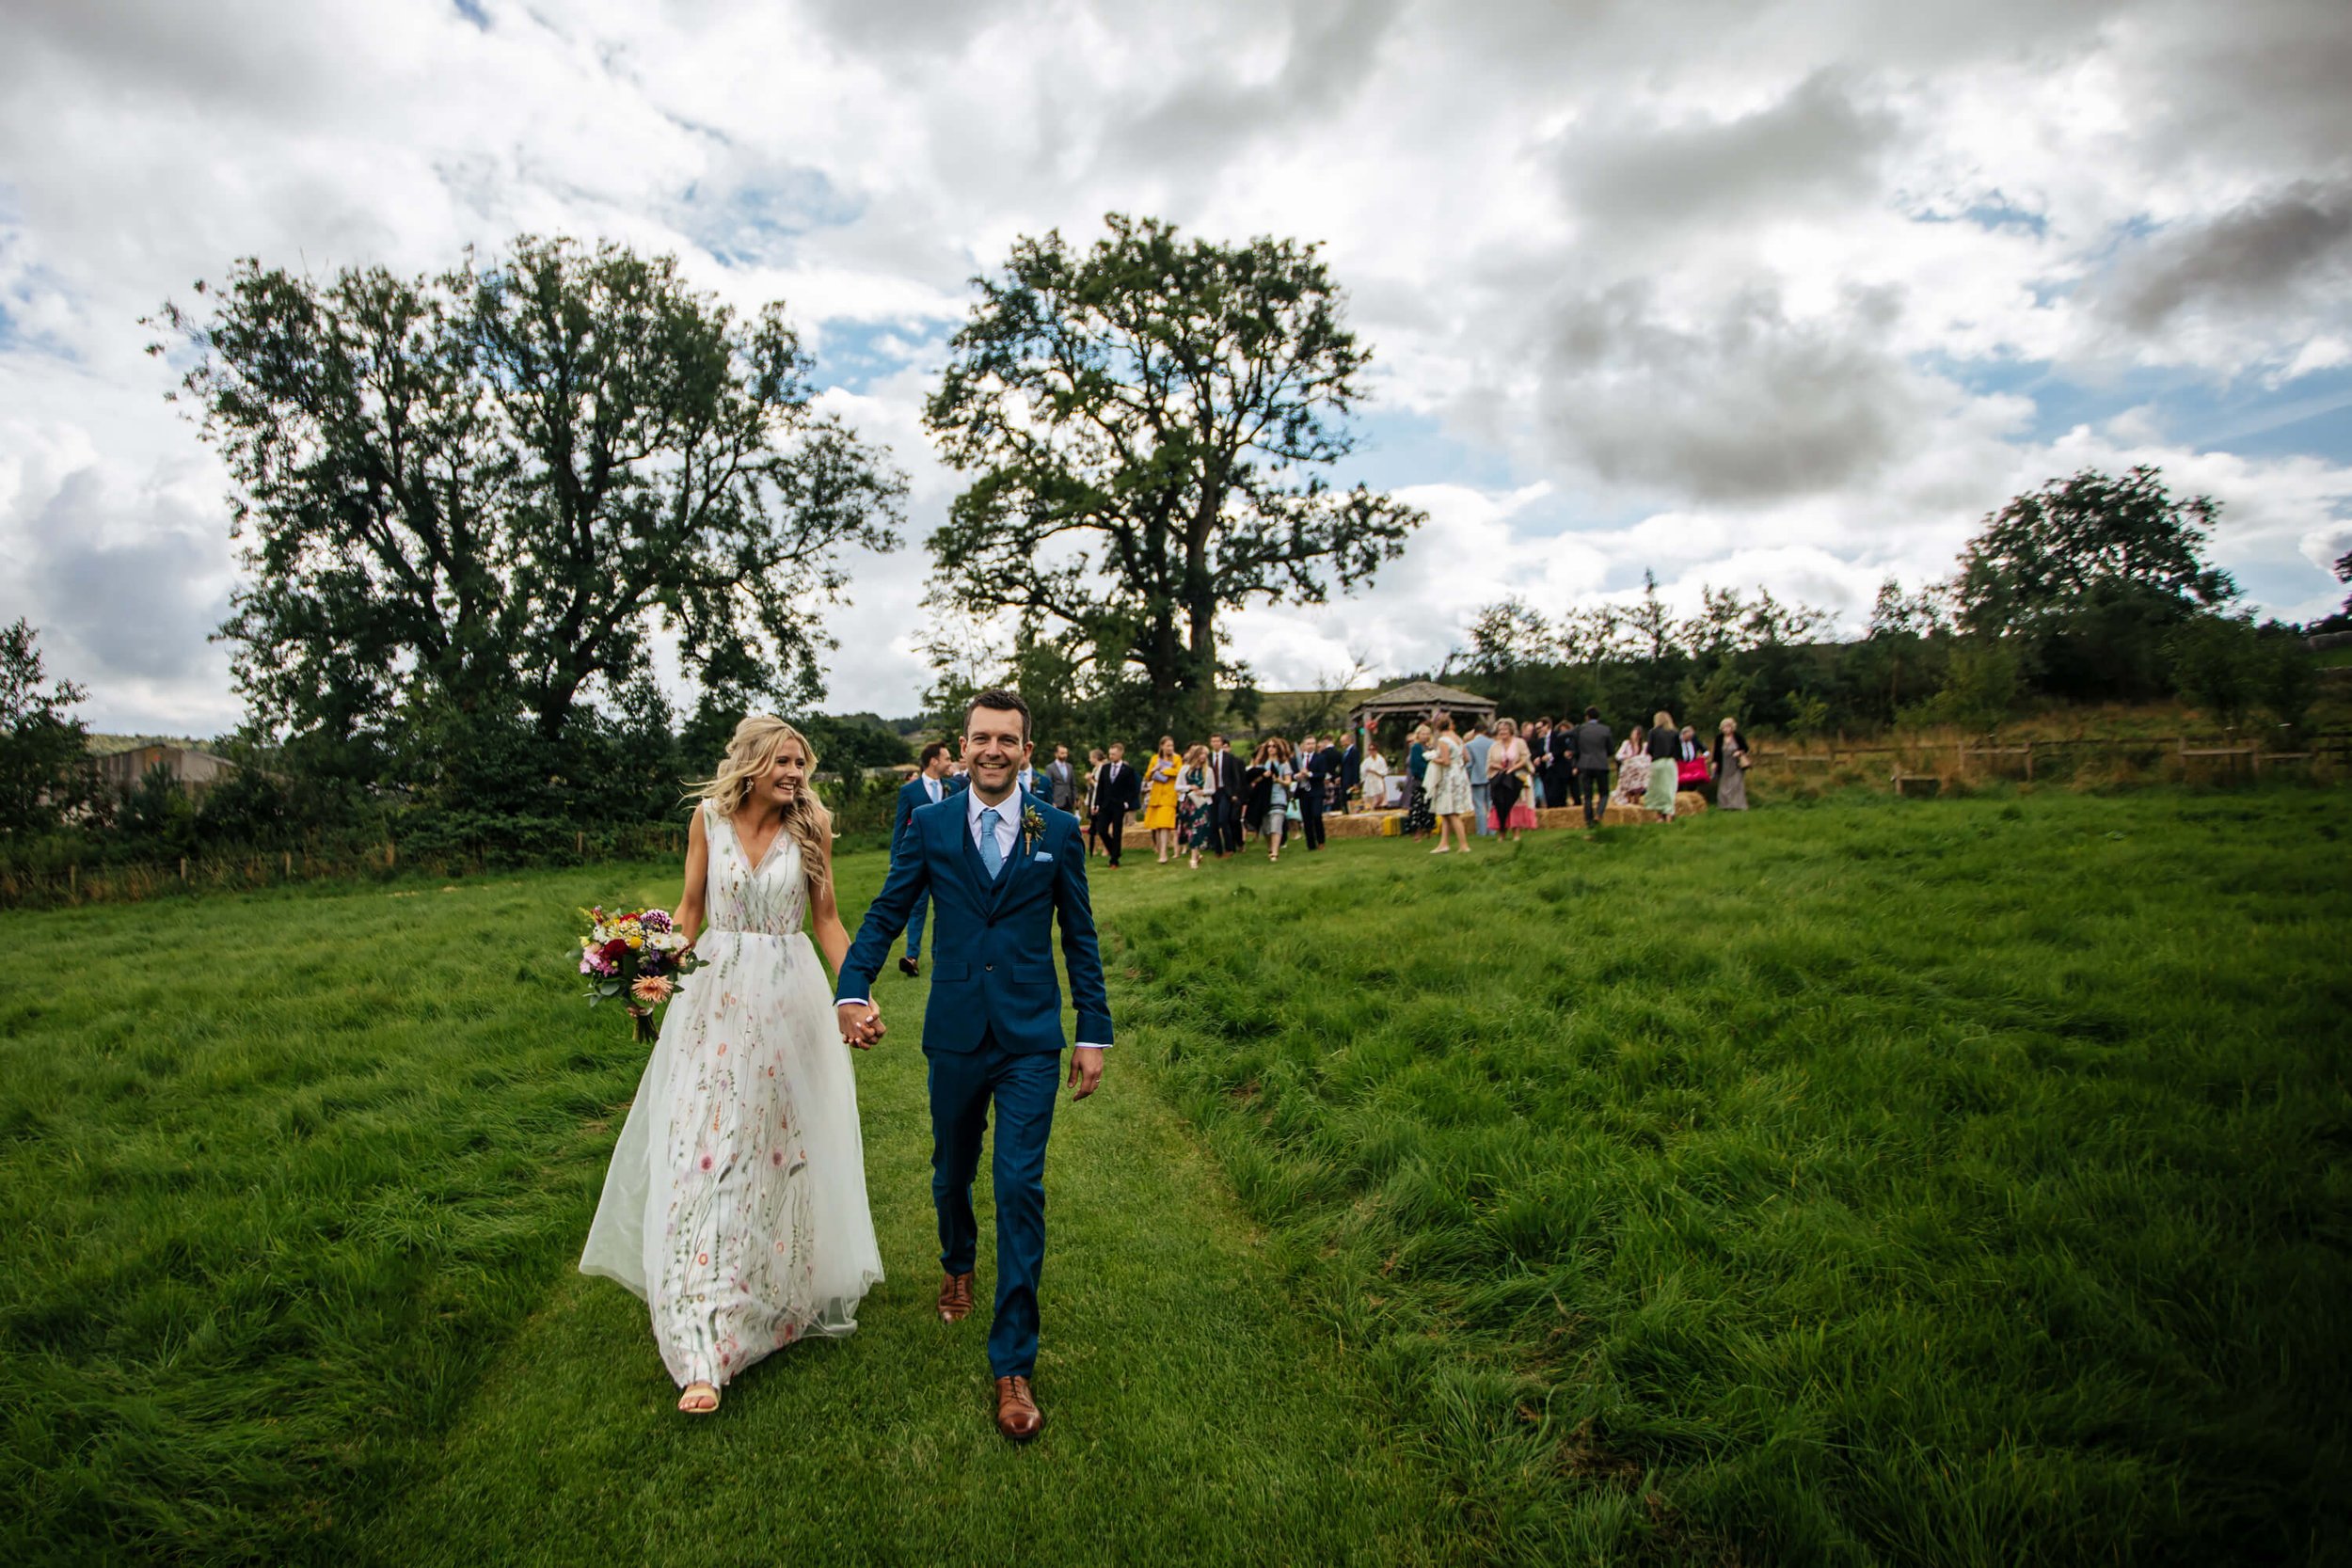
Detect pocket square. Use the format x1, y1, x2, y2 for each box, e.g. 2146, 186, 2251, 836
1032, 850, 1055, 863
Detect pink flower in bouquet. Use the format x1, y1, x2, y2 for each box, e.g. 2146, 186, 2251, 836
630, 974, 675, 1006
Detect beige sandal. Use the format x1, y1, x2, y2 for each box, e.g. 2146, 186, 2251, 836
678, 1381, 721, 1414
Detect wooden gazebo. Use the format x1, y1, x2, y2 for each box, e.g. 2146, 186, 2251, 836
1348, 680, 1497, 742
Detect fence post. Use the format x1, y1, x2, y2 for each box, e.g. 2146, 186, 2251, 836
179, 857, 187, 884
2025, 742, 2034, 782
577, 830, 586, 857
69, 863, 77, 898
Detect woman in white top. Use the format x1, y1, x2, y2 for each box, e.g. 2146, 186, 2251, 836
1423, 712, 1474, 854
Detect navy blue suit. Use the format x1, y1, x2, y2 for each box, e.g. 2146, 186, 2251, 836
837, 790, 1111, 1377
891, 774, 951, 961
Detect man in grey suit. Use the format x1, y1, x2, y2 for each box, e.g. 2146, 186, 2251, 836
1045, 744, 1077, 812
1572, 706, 1613, 827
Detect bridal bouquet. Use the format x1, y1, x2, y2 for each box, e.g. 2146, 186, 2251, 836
579, 906, 702, 1042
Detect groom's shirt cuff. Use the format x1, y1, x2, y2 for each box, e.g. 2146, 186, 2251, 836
837, 1006, 1110, 1053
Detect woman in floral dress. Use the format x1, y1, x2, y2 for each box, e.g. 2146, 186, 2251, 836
1177, 744, 1213, 868
1611, 727, 1652, 808
581, 716, 883, 1415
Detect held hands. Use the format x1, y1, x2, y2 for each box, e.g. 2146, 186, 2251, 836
835, 1000, 884, 1050
1067, 1046, 1105, 1101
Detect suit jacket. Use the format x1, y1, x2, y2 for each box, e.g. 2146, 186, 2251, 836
893, 774, 950, 854
1574, 721, 1613, 769
1045, 759, 1076, 811
838, 792, 1111, 1053
1307, 743, 1342, 793
1341, 744, 1361, 789
1548, 727, 1577, 767
1207, 750, 1246, 807
1096, 760, 1140, 814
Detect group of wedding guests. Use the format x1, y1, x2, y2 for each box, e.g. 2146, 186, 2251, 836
1386, 708, 1754, 848
887, 708, 1754, 889
1071, 732, 1359, 870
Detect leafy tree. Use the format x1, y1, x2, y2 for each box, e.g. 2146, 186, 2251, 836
923, 214, 1424, 735
1952, 466, 2235, 702
1866, 578, 1947, 640
1625, 570, 1682, 664
117, 762, 199, 854
0, 619, 94, 835
1915, 636, 2021, 733
1463, 597, 1553, 679
2168, 615, 2265, 728
2256, 626, 2319, 736
1955, 467, 2235, 635
157, 235, 906, 772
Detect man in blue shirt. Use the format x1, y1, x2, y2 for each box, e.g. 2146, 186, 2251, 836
1465, 720, 1495, 836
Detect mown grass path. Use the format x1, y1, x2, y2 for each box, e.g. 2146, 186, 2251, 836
364, 845, 1450, 1566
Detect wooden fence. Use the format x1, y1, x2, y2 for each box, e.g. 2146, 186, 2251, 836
0, 824, 696, 912
1753, 730, 2352, 793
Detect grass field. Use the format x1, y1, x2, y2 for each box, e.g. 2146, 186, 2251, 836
4, 788, 2347, 1564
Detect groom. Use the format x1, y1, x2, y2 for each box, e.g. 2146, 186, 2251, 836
834, 689, 1110, 1442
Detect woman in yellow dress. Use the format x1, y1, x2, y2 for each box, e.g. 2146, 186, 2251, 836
1142, 735, 1182, 862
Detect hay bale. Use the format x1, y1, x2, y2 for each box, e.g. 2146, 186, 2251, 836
1324, 810, 1401, 839
1675, 791, 1708, 816
1600, 803, 1660, 826
1534, 807, 1586, 831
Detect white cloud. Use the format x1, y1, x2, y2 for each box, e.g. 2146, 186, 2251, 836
2, 0, 2348, 734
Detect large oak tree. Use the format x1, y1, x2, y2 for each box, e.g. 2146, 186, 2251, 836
924, 214, 1423, 734
158, 236, 904, 768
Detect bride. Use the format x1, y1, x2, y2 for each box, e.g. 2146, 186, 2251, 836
580, 715, 884, 1414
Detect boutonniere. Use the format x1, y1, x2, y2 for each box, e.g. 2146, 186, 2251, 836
1021, 803, 1045, 856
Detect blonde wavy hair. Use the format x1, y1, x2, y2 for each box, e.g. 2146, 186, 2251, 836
691, 715, 834, 884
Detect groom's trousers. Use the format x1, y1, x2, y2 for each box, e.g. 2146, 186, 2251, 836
927, 1030, 1059, 1379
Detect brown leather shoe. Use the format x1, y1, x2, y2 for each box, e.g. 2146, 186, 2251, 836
898, 955, 920, 977
936, 1271, 975, 1323
994, 1375, 1042, 1442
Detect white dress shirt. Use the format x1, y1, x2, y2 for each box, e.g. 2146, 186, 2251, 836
841, 784, 1109, 1050
968, 781, 1019, 861
923, 773, 945, 805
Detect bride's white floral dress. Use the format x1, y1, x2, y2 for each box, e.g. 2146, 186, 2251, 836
580, 800, 882, 1390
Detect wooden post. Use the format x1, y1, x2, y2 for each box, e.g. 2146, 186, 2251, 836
2025, 742, 2034, 782
577, 830, 586, 857
179, 857, 188, 884
68, 863, 76, 897
386, 838, 397, 869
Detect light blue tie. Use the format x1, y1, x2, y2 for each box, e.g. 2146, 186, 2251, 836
979, 806, 1004, 879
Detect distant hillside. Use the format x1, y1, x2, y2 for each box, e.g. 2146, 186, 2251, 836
87, 733, 217, 755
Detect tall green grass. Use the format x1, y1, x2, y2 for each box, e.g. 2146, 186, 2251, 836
7, 793, 2346, 1565
0, 872, 675, 1563
1119, 791, 2352, 1564
2, 855, 1450, 1568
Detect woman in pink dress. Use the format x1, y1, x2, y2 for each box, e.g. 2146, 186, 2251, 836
1486, 718, 1538, 839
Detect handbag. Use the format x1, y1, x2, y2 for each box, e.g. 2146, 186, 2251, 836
1677, 756, 1709, 786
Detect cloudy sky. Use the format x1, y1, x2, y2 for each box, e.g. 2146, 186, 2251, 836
5, 0, 2349, 735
